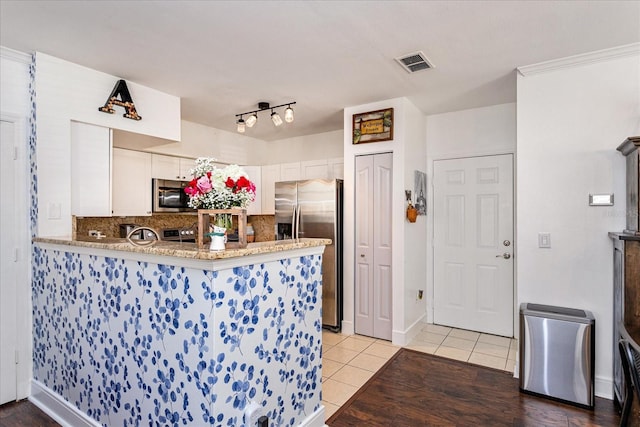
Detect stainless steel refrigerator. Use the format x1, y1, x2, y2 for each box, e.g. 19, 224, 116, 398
275, 179, 343, 331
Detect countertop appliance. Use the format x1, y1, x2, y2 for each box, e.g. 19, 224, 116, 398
520, 303, 595, 408
152, 178, 193, 213
160, 225, 198, 243
275, 179, 343, 331
119, 223, 157, 240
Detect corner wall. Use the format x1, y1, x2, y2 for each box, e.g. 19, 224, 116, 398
516, 45, 640, 398
343, 97, 427, 344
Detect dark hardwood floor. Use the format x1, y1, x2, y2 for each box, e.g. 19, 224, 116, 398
0, 350, 623, 426
328, 348, 621, 426
0, 400, 59, 427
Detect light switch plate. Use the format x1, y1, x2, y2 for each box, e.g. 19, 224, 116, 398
538, 232, 551, 248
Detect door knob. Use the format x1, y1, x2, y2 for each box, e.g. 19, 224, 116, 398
503, 240, 511, 247
496, 253, 511, 259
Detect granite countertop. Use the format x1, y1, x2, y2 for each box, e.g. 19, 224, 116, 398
33, 236, 331, 260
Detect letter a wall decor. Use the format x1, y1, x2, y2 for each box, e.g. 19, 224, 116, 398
98, 79, 142, 121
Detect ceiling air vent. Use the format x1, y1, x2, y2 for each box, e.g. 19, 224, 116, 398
395, 51, 434, 73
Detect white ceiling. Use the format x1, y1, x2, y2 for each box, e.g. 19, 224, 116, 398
1, 1, 639, 141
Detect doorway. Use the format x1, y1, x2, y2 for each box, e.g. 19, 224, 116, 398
1, 119, 18, 404
354, 153, 393, 340
433, 154, 514, 337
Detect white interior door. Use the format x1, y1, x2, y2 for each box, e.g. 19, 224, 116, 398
433, 154, 514, 337
355, 153, 392, 340
1, 120, 18, 404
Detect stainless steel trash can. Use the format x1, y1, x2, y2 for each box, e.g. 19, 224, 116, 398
519, 303, 595, 408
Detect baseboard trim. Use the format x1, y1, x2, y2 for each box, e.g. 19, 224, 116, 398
298, 405, 326, 427
341, 320, 354, 336
594, 376, 613, 400
392, 314, 427, 346
29, 380, 99, 427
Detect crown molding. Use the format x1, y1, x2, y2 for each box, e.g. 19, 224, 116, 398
517, 42, 640, 76
0, 46, 32, 64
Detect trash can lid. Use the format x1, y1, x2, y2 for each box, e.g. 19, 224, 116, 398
520, 303, 595, 321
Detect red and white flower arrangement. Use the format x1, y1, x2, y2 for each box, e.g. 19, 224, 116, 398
184, 157, 256, 210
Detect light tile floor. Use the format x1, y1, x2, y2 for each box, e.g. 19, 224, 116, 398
322, 323, 518, 420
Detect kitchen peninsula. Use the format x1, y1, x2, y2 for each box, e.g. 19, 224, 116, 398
30, 236, 329, 427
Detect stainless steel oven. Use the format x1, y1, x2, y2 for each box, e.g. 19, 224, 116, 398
152, 178, 192, 213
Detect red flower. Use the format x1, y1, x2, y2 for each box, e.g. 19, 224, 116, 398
236, 176, 251, 189
225, 177, 235, 188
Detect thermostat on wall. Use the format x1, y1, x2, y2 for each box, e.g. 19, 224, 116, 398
588, 194, 614, 206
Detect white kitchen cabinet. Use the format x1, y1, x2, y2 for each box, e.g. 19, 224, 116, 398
301, 159, 329, 180
242, 165, 262, 215
112, 148, 152, 216
70, 122, 112, 216
261, 164, 281, 215
328, 157, 344, 180
280, 162, 301, 181
151, 153, 195, 181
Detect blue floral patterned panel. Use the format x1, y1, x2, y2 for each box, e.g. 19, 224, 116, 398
32, 246, 323, 427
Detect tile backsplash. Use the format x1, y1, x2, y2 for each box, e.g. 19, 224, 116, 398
74, 214, 275, 242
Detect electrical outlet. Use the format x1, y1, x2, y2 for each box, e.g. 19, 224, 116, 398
244, 401, 264, 427
88, 230, 100, 236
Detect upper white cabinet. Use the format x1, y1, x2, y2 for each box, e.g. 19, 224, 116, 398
151, 154, 195, 181
301, 160, 330, 179
261, 164, 281, 215
328, 157, 344, 180
280, 162, 301, 181
70, 122, 112, 216
242, 165, 262, 216
112, 148, 152, 216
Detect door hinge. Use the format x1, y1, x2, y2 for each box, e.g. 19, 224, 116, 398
15, 350, 19, 364
14, 248, 19, 262
13, 147, 18, 160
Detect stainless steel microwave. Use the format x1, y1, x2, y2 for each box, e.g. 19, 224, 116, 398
152, 178, 193, 213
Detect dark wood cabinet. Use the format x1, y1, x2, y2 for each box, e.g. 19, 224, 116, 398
618, 136, 640, 234
611, 135, 640, 410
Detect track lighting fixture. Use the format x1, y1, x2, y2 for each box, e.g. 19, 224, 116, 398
235, 101, 296, 133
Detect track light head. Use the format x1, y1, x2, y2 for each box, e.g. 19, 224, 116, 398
284, 105, 294, 123
236, 117, 246, 133
246, 113, 257, 128
271, 110, 283, 126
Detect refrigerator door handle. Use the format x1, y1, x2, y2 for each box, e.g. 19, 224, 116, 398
291, 205, 296, 240
295, 204, 301, 239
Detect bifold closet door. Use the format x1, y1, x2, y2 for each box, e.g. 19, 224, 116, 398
355, 153, 392, 340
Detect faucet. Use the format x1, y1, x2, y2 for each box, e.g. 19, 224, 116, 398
126, 226, 160, 247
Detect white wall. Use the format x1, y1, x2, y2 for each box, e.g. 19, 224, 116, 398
263, 130, 344, 165
113, 120, 266, 165
401, 99, 428, 336
343, 97, 427, 344
517, 46, 640, 398
0, 47, 33, 400
425, 103, 516, 323
35, 52, 181, 237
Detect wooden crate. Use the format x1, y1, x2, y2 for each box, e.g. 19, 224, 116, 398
197, 208, 247, 250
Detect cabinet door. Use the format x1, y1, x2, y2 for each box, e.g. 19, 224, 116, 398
328, 157, 344, 180
242, 166, 262, 215
70, 122, 111, 216
151, 154, 181, 180
179, 158, 195, 180
280, 162, 301, 181
112, 149, 152, 216
301, 160, 329, 180
261, 164, 281, 215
